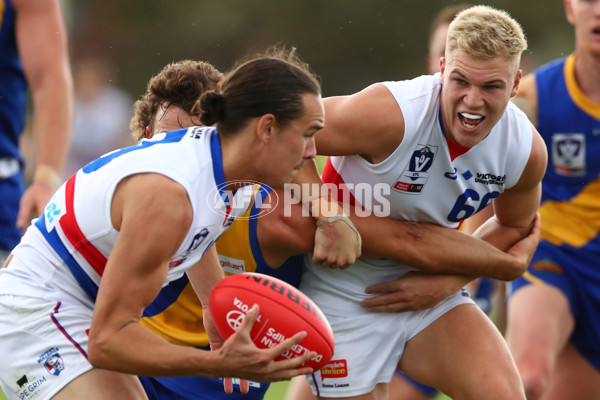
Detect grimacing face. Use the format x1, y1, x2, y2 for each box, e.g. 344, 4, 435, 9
439, 49, 521, 147
258, 93, 323, 189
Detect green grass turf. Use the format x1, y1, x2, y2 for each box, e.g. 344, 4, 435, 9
0, 379, 453, 399
263, 380, 452, 400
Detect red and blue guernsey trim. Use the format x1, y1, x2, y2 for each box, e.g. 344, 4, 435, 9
33, 128, 228, 304
35, 175, 104, 302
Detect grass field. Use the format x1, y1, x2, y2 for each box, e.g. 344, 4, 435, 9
0, 381, 451, 400
263, 380, 451, 399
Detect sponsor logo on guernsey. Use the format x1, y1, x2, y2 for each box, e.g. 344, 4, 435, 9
444, 167, 458, 180
532, 258, 563, 275
474, 173, 505, 186
444, 168, 476, 181
219, 255, 246, 274
393, 144, 437, 194
320, 359, 348, 381
189, 126, 204, 139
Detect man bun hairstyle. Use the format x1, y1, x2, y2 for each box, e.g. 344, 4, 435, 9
194, 45, 321, 137
197, 91, 226, 127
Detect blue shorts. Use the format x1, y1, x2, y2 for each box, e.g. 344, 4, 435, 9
0, 176, 24, 251
139, 345, 270, 400
472, 278, 496, 314
510, 239, 600, 371
139, 375, 270, 400
394, 370, 438, 398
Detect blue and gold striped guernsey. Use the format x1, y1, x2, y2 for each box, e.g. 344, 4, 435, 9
512, 53, 600, 371
535, 54, 600, 251
0, 0, 29, 251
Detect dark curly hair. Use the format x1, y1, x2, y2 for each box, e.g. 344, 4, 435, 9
129, 60, 222, 141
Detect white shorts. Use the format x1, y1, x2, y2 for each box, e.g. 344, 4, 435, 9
304, 290, 474, 397
0, 294, 94, 400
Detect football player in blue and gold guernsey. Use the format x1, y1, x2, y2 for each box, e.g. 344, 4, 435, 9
131, 59, 542, 400
506, 1, 600, 399
0, 0, 73, 266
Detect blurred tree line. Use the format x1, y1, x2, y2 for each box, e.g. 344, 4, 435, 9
63, 0, 574, 100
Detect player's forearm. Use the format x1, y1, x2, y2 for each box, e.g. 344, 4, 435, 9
31, 70, 73, 172
187, 246, 225, 306
88, 321, 221, 377
355, 216, 526, 281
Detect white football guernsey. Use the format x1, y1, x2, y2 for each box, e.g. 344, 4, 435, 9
0, 126, 255, 400
302, 74, 533, 396
303, 73, 532, 314
0, 126, 252, 301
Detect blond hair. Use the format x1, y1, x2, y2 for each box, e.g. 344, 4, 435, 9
447, 5, 527, 64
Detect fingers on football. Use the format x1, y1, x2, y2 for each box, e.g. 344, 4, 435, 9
270, 331, 316, 367
237, 304, 259, 336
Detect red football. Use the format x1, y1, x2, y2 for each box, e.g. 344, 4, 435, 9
209, 272, 334, 371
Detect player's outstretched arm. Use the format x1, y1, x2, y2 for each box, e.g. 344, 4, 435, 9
357, 216, 539, 313
354, 210, 541, 281
259, 186, 540, 281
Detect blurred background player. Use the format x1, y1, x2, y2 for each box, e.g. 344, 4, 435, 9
62, 55, 133, 180
0, 0, 73, 266
505, 0, 600, 399
133, 58, 541, 400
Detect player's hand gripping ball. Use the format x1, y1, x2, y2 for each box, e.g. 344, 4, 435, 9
209, 272, 334, 370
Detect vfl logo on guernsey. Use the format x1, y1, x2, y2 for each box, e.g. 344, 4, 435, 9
552, 133, 586, 176
393, 144, 437, 194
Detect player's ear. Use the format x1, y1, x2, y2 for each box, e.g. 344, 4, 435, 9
510, 69, 522, 98
440, 57, 446, 80
256, 114, 276, 144
145, 126, 152, 139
